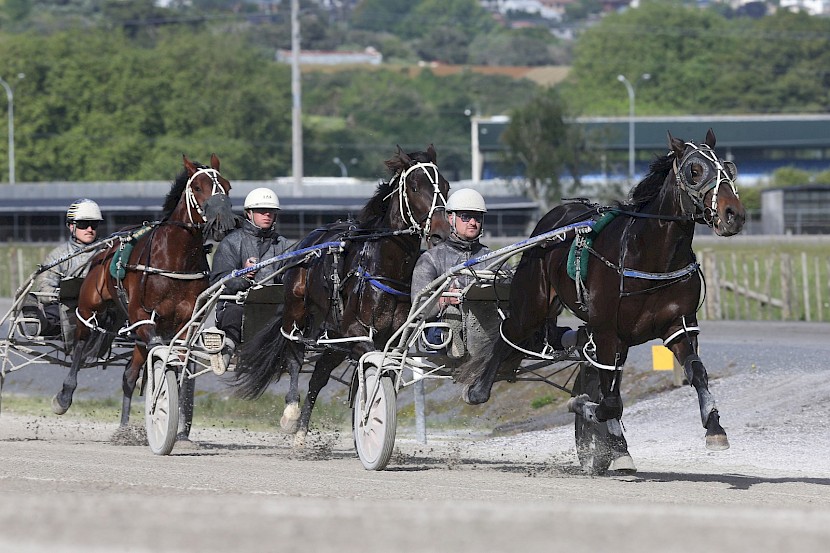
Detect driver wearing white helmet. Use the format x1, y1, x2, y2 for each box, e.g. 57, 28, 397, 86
411, 188, 492, 357
24, 199, 104, 336
209, 187, 291, 367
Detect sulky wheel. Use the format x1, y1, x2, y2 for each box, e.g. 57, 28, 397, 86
145, 358, 179, 456
572, 363, 614, 476
353, 365, 397, 471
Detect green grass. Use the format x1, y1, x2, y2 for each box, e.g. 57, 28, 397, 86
530, 394, 556, 409
1, 243, 57, 298
1, 391, 354, 432
696, 241, 830, 321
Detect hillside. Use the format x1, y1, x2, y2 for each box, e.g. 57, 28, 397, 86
300, 63, 571, 87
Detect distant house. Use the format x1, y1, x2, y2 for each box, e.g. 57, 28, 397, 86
275, 47, 382, 66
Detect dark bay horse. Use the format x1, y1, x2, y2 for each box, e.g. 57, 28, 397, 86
459, 130, 745, 464
52, 154, 236, 433
235, 145, 451, 446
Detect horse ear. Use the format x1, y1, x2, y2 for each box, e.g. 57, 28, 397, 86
396, 145, 412, 165
210, 153, 221, 171
183, 154, 197, 174
704, 128, 716, 149
426, 144, 437, 164
667, 131, 685, 157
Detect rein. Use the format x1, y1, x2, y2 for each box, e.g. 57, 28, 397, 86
356, 269, 410, 297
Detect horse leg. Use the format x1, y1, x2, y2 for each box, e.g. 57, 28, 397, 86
280, 340, 305, 434
177, 374, 195, 441
668, 335, 729, 450
462, 336, 519, 405
567, 335, 635, 473
293, 351, 346, 448
463, 257, 553, 405
119, 344, 149, 427
52, 337, 92, 415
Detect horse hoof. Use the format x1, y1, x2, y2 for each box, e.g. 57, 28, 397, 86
706, 433, 730, 451
51, 395, 69, 415
175, 435, 201, 451
609, 454, 637, 474
461, 385, 487, 405
280, 403, 301, 433
566, 394, 590, 413
293, 429, 307, 449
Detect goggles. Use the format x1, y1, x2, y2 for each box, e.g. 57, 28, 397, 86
74, 221, 99, 230
456, 211, 484, 223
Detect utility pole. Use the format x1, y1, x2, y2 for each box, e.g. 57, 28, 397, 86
617, 73, 649, 183
291, 0, 303, 192
0, 74, 23, 185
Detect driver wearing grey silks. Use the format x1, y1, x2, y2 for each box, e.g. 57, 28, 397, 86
411, 188, 492, 356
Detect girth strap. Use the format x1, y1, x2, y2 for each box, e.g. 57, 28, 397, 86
127, 264, 208, 280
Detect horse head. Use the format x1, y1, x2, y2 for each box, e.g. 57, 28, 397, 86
669, 129, 745, 236
181, 154, 237, 241
386, 144, 452, 246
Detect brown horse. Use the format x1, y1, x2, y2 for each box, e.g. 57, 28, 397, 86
459, 130, 746, 473
234, 145, 451, 446
52, 154, 236, 433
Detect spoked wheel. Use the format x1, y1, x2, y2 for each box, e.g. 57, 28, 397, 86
353, 365, 397, 471
145, 359, 179, 456
573, 364, 614, 476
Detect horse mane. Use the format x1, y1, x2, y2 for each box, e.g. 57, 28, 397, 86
161, 161, 207, 217
626, 153, 674, 210
356, 149, 434, 226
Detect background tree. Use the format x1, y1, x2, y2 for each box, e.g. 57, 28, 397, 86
563, 1, 738, 115
500, 88, 586, 212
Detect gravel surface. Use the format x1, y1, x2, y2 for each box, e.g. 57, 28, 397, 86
3, 297, 830, 552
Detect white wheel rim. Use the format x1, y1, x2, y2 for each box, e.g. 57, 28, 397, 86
147, 366, 170, 448
356, 371, 387, 463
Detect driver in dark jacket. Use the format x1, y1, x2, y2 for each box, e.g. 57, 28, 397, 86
209, 187, 291, 366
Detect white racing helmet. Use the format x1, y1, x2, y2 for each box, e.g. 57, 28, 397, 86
445, 188, 487, 213
66, 198, 103, 223
244, 187, 280, 210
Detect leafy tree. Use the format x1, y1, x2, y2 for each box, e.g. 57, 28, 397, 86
708, 11, 830, 113
468, 30, 558, 67
415, 26, 471, 64
302, 67, 542, 179
501, 88, 588, 210
563, 1, 739, 115
771, 166, 812, 187
408, 0, 495, 40
2, 0, 32, 24
0, 27, 291, 181
350, 0, 413, 35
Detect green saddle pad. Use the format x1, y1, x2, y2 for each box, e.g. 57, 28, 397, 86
567, 212, 618, 282
109, 226, 152, 280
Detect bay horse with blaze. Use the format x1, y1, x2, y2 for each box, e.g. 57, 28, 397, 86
52, 154, 237, 436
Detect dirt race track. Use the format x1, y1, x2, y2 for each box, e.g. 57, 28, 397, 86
3, 319, 830, 552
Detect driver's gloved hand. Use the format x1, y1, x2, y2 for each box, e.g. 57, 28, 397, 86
224, 277, 253, 294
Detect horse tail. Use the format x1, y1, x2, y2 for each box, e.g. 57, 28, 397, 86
233, 314, 289, 400
454, 338, 495, 385
78, 308, 120, 362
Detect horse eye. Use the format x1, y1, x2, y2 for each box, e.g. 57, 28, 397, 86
691, 164, 703, 179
